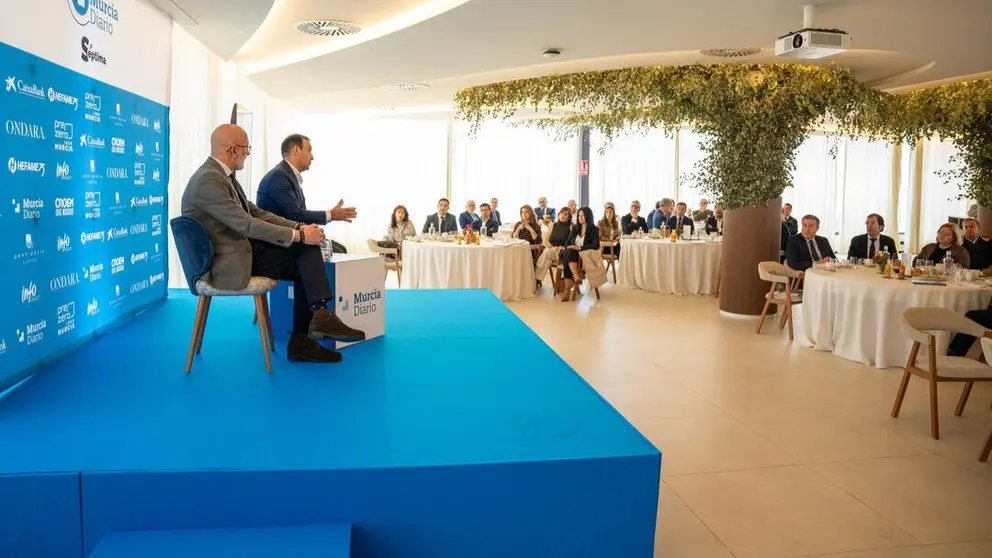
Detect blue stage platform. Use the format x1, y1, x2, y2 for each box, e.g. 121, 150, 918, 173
0, 289, 661, 558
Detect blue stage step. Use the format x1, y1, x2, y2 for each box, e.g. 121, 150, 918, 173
87, 524, 351, 558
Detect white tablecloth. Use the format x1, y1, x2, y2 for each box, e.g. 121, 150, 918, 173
617, 238, 723, 295
799, 267, 992, 369
400, 240, 536, 301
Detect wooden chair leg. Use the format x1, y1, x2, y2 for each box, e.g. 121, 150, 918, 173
954, 381, 974, 417
195, 296, 212, 355
755, 298, 772, 334
254, 294, 273, 373
611, 260, 616, 283
980, 426, 992, 462
786, 303, 795, 341
778, 305, 789, 329
261, 295, 275, 352
397, 267, 402, 286
185, 295, 208, 374
929, 376, 940, 440
891, 344, 918, 418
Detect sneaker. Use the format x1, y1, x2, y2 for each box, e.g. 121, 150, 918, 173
287, 333, 342, 363
308, 308, 366, 342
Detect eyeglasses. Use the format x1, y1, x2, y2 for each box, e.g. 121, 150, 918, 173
231, 144, 252, 155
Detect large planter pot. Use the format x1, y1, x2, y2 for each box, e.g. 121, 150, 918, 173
719, 197, 783, 316
978, 205, 992, 238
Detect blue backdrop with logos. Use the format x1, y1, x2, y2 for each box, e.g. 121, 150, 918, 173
0, 40, 169, 393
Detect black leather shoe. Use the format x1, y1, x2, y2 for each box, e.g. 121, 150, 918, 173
308, 308, 366, 342
287, 333, 342, 363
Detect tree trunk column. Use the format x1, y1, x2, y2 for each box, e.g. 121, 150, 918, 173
978, 205, 992, 238
719, 197, 783, 315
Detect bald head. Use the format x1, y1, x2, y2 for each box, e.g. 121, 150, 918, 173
210, 124, 249, 171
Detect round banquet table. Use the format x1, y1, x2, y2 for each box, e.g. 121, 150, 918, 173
798, 267, 992, 369
400, 239, 536, 301
617, 237, 723, 295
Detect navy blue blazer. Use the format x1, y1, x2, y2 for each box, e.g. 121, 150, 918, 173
786, 234, 837, 271
255, 160, 327, 225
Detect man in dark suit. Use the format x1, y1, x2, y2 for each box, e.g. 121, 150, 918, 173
423, 198, 459, 234
666, 202, 694, 235
472, 203, 499, 236
458, 200, 479, 230
535, 197, 555, 221
962, 218, 991, 270
489, 197, 502, 226
847, 213, 897, 260
181, 124, 364, 364
786, 214, 837, 271
255, 134, 355, 255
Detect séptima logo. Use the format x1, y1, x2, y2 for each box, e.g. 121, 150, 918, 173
81, 37, 107, 65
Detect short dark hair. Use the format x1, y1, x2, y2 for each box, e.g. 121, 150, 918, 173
802, 214, 820, 226
281, 134, 310, 156
784, 203, 793, 209
480, 203, 491, 210
866, 213, 885, 230
438, 197, 449, 205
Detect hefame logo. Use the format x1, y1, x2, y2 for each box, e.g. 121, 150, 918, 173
149, 272, 165, 286
17, 319, 47, 345
54, 120, 74, 152
80, 230, 105, 245
80, 37, 107, 64
80, 133, 106, 149
134, 141, 143, 156
48, 87, 79, 110
85, 92, 101, 122
111, 256, 125, 274
131, 114, 149, 128
153, 120, 161, 133
133, 162, 145, 186
107, 226, 128, 240
20, 281, 39, 304
57, 233, 72, 253
57, 301, 76, 337
149, 194, 164, 206
129, 222, 149, 236
130, 279, 149, 294
84, 191, 101, 219
5, 119, 46, 140
106, 166, 128, 179
151, 215, 162, 236
83, 262, 103, 282
111, 136, 124, 154
347, 289, 383, 317
5, 76, 45, 100
130, 196, 148, 208
50, 272, 81, 292
56, 161, 70, 180
15, 198, 44, 220
87, 298, 99, 316
55, 197, 75, 217
130, 252, 148, 265
8, 157, 46, 177
69, 0, 120, 35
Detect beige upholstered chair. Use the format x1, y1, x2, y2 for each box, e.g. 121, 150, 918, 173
367, 239, 401, 284
892, 307, 992, 440
755, 261, 804, 341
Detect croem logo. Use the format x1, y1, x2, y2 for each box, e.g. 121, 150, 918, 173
111, 136, 125, 153
55, 197, 74, 217
111, 256, 125, 274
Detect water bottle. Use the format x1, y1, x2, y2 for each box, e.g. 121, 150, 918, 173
481, 223, 488, 238
943, 252, 953, 272
429, 222, 436, 238
320, 239, 332, 262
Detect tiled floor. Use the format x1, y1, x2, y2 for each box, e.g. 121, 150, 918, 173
503, 283, 992, 558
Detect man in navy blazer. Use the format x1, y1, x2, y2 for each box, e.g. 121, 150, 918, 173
786, 214, 837, 271
256, 134, 356, 253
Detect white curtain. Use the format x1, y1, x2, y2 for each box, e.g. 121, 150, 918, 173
838, 137, 895, 256
919, 138, 972, 247
450, 120, 578, 219
589, 128, 676, 215
783, 135, 840, 249
294, 116, 449, 253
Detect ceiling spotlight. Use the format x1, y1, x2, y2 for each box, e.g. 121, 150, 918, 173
295, 20, 362, 37
542, 48, 562, 58
394, 83, 429, 92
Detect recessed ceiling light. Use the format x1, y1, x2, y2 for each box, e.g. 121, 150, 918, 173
394, 83, 429, 92
295, 20, 362, 37
700, 47, 762, 58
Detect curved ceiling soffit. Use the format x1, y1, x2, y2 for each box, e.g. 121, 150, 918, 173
236, 0, 474, 76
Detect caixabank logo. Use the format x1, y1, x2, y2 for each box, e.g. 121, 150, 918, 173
69, 0, 119, 35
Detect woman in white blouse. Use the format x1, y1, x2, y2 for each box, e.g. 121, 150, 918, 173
383, 205, 416, 262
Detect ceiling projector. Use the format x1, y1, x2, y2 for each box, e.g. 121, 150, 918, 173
775, 29, 851, 59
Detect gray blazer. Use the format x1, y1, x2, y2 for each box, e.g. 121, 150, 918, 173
181, 157, 300, 291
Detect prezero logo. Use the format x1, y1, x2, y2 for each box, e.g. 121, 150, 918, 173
69, 0, 119, 35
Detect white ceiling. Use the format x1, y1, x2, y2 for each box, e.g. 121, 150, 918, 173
157, 0, 992, 115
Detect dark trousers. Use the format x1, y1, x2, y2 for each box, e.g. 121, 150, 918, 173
947, 309, 992, 357
562, 248, 581, 279
251, 240, 332, 334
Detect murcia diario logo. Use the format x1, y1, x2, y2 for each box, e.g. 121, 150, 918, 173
69, 0, 119, 35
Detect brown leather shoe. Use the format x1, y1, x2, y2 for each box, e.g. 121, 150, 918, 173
308, 308, 366, 343
287, 333, 342, 363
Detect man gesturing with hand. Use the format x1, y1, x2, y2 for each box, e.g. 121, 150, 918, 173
181, 124, 365, 364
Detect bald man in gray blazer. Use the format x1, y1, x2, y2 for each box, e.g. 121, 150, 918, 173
180, 124, 364, 363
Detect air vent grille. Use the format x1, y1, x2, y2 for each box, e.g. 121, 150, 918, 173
295, 20, 361, 37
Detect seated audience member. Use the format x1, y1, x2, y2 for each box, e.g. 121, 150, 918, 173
566, 199, 578, 223
490, 197, 502, 226
780, 220, 791, 263
786, 214, 837, 271
847, 213, 897, 260
705, 207, 724, 235
383, 205, 416, 264
692, 199, 714, 221
947, 309, 992, 356
423, 198, 459, 234
561, 207, 601, 302
962, 218, 990, 270
535, 197, 555, 221
513, 205, 545, 285
666, 202, 695, 235
651, 198, 675, 229
535, 208, 574, 282
647, 201, 662, 227
622, 201, 649, 235
471, 203, 499, 236
782, 203, 799, 236
458, 200, 479, 230
255, 133, 354, 254
916, 223, 970, 268
599, 204, 621, 260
